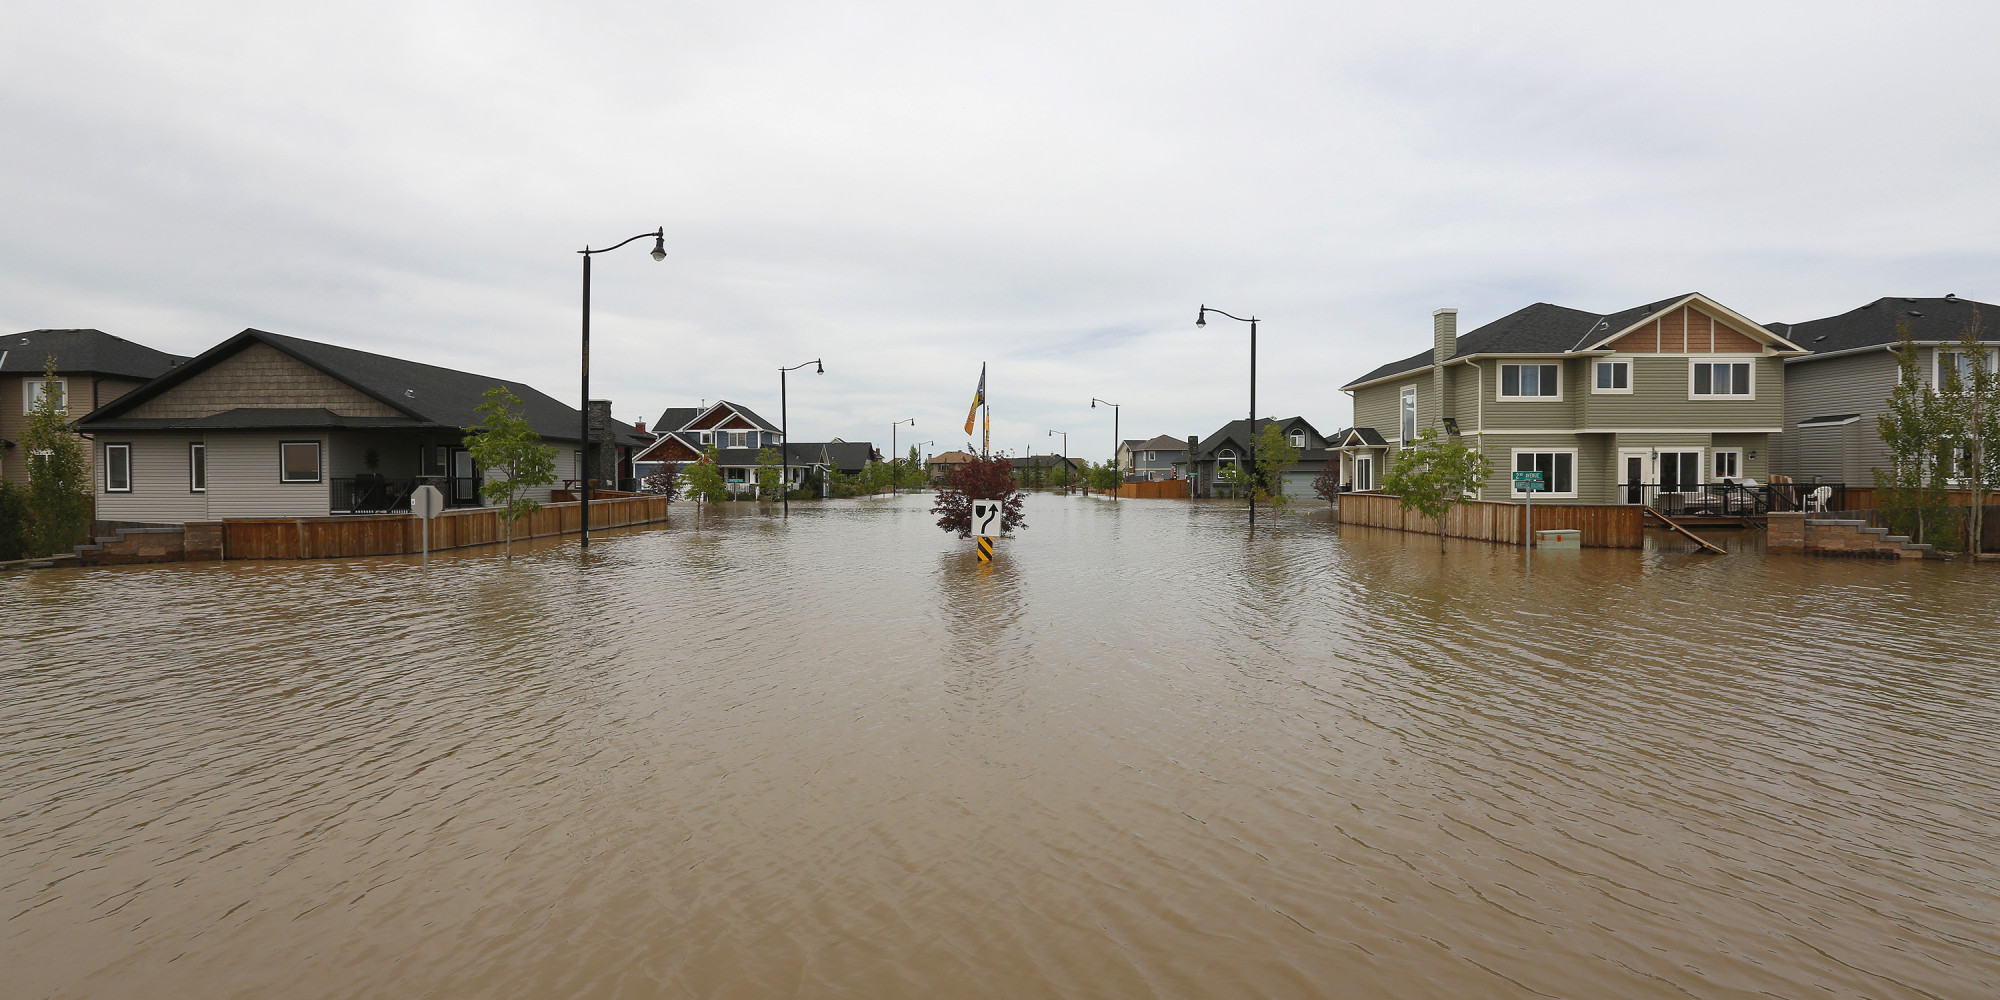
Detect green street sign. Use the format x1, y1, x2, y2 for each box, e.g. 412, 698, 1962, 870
1512, 470, 1545, 491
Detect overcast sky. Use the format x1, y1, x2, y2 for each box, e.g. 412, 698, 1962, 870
6, 1, 1999, 459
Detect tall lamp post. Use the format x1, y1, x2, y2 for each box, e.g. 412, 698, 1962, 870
1091, 397, 1120, 498
1048, 429, 1068, 494
780, 359, 824, 519
1196, 305, 1257, 528
909, 440, 933, 490
890, 418, 915, 494
577, 227, 666, 550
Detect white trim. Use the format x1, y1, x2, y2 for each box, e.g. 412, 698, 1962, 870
104, 442, 131, 493
1496, 362, 1563, 401
189, 441, 206, 492
1591, 357, 1633, 394
1689, 357, 1757, 399
1400, 386, 1417, 446
1507, 448, 1578, 498
1711, 447, 1742, 480
1932, 345, 1999, 387
23, 377, 68, 413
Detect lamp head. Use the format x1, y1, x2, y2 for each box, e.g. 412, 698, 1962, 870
815, 361, 824, 374
1091, 399, 1097, 409
1195, 306, 1207, 327
650, 230, 667, 261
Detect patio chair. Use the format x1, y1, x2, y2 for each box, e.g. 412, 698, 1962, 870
1806, 486, 1833, 513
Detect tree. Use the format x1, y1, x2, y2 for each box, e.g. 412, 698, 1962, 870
642, 461, 683, 501
22, 356, 92, 557
1048, 459, 1073, 492
932, 456, 1027, 537
463, 386, 558, 560
755, 446, 784, 500
898, 446, 927, 490
683, 446, 732, 505
0, 477, 27, 561
1251, 422, 1301, 511
1380, 427, 1493, 551
1948, 310, 1998, 555
1311, 454, 1344, 503
1877, 323, 1953, 545
1087, 459, 1122, 495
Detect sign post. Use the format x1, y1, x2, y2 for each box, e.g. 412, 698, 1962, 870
971, 498, 1000, 562
411, 484, 445, 570
1511, 470, 1543, 576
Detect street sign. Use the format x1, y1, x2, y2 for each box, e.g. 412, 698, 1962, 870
971, 499, 1001, 538
411, 484, 446, 519
1512, 470, 1544, 492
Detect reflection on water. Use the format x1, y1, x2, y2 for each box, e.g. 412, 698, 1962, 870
4, 494, 1998, 999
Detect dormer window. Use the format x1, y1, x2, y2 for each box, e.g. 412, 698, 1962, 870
1289, 429, 1306, 448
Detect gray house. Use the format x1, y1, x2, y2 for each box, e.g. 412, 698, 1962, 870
1768, 295, 1999, 484
1117, 434, 1188, 481
75, 328, 646, 522
2, 329, 186, 484
1185, 417, 1330, 499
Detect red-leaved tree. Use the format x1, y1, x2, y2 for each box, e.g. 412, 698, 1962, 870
932, 456, 1027, 537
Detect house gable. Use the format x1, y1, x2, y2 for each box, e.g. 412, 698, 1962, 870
633, 433, 703, 463
1600, 304, 1765, 355
124, 341, 404, 420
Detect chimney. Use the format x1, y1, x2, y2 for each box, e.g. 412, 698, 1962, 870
633, 419, 647, 434
1433, 308, 1458, 363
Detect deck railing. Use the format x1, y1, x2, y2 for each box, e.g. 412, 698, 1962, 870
333, 477, 416, 514
1615, 482, 1847, 516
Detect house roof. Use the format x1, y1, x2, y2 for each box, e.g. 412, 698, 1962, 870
1193, 416, 1323, 459
75, 328, 644, 445
655, 406, 700, 432
1336, 427, 1388, 448
929, 450, 979, 464
74, 407, 421, 431
1767, 296, 2000, 359
1127, 433, 1187, 452
1342, 293, 1799, 390
824, 441, 876, 470
2, 329, 186, 379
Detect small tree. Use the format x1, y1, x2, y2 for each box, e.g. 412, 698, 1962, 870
1380, 427, 1493, 551
1949, 311, 1998, 554
642, 461, 683, 501
1311, 454, 1344, 503
683, 447, 732, 504
1087, 459, 1122, 495
22, 356, 92, 557
463, 386, 557, 560
898, 446, 928, 490
932, 456, 1027, 537
755, 446, 784, 500
1251, 422, 1301, 511
0, 477, 27, 561
1877, 323, 1952, 544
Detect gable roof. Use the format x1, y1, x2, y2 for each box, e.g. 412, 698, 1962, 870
1767, 295, 2000, 359
75, 328, 642, 445
1343, 293, 1801, 390
655, 406, 700, 432
1127, 433, 1187, 453
2, 329, 186, 379
1193, 416, 1323, 459
677, 400, 779, 434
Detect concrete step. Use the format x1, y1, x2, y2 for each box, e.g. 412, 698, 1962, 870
1903, 542, 1935, 552
1808, 519, 1867, 527
1859, 526, 1888, 535
1883, 535, 1911, 543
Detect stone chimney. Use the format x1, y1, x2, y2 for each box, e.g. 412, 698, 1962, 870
586, 399, 616, 487
1433, 308, 1458, 426
1188, 435, 1202, 497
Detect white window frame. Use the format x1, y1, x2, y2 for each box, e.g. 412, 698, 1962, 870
189, 442, 206, 492
1933, 346, 1998, 387
1400, 387, 1417, 446
279, 441, 322, 483
1689, 358, 1756, 399
1711, 448, 1741, 481
1144, 451, 1156, 462
1497, 363, 1563, 401
23, 377, 68, 413
1592, 358, 1632, 394
1288, 429, 1307, 448
1508, 448, 1578, 499
105, 443, 132, 493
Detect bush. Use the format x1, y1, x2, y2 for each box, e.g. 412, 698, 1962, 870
0, 478, 27, 561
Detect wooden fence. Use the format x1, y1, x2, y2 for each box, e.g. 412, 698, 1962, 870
1336, 492, 1645, 548
1107, 480, 1189, 499
219, 495, 671, 560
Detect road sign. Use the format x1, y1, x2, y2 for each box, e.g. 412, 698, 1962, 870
1512, 470, 1545, 492
976, 536, 994, 562
411, 484, 446, 519
971, 499, 1001, 538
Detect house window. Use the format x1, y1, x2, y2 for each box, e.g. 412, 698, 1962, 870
1692, 361, 1752, 397
23, 378, 67, 413
1712, 449, 1741, 480
1400, 388, 1417, 445
1217, 448, 1237, 467
421, 445, 448, 476
1289, 429, 1306, 448
1594, 359, 1631, 392
279, 441, 322, 483
1511, 450, 1575, 497
105, 443, 131, 493
1145, 451, 1156, 463
1659, 450, 1702, 490
190, 443, 206, 492
1936, 349, 1995, 386
1499, 363, 1560, 399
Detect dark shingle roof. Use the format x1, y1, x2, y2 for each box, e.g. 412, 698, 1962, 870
655, 407, 700, 432
1768, 296, 2000, 359
1343, 294, 1705, 389
77, 329, 643, 445
2, 329, 186, 378
1129, 433, 1187, 452
1194, 416, 1323, 459
824, 441, 875, 471
73, 408, 418, 431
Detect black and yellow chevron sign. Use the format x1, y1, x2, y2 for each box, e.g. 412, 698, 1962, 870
976, 536, 994, 562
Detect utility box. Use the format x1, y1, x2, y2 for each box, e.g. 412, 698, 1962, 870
1533, 528, 1581, 550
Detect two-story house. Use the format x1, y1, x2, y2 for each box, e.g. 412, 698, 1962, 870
1340, 294, 1806, 503
632, 401, 877, 496
1185, 417, 1330, 499
1767, 294, 1999, 484
1117, 434, 1187, 481
3, 329, 185, 484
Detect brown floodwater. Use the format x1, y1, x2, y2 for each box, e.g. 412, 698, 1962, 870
3, 494, 1997, 999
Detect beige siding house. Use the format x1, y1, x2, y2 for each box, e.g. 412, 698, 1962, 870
1339, 294, 1806, 504
75, 329, 644, 523
1, 329, 184, 484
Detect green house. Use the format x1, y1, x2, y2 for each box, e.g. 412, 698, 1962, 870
1338, 294, 1807, 504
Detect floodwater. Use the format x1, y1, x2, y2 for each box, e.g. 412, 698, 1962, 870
3, 494, 1997, 1000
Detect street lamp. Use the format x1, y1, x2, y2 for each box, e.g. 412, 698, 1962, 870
890, 418, 915, 494
1091, 397, 1119, 499
576, 226, 666, 550
1048, 429, 1068, 494
909, 440, 933, 489
1197, 305, 1257, 528
780, 359, 824, 519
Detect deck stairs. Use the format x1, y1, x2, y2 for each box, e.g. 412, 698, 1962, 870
1806, 518, 1934, 559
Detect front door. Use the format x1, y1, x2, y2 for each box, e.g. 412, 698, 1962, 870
1354, 455, 1372, 492
450, 448, 477, 504
1619, 451, 1647, 504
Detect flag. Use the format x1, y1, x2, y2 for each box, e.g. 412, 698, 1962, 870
963, 363, 985, 435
